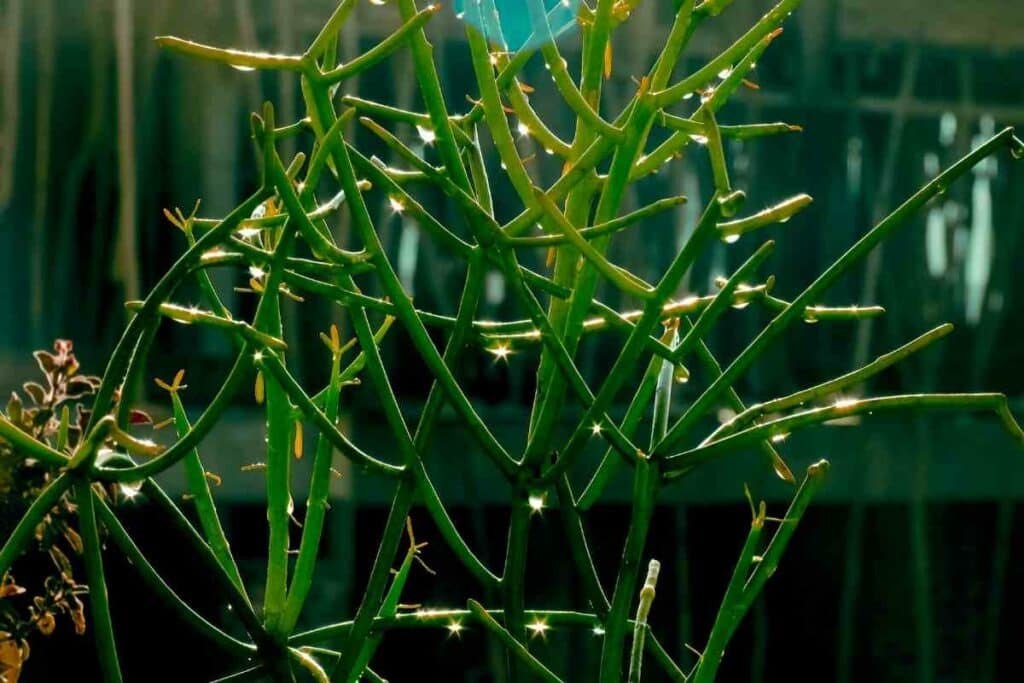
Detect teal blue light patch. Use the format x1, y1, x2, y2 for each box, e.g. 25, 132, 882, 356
453, 0, 581, 51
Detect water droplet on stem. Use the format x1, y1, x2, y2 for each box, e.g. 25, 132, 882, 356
673, 365, 690, 384
718, 190, 746, 219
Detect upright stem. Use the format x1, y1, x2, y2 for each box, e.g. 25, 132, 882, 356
332, 479, 416, 681
599, 460, 659, 683
502, 500, 532, 682
171, 389, 250, 605
77, 482, 124, 683
259, 224, 297, 636
627, 559, 661, 683
279, 330, 345, 634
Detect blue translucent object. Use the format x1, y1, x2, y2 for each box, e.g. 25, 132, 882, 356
453, 0, 581, 51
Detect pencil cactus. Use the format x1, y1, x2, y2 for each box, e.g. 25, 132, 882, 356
2, 0, 1023, 681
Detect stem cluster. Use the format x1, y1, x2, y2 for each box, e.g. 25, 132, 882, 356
2, 1, 1022, 681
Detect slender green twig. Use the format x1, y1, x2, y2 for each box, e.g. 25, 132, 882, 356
94, 498, 256, 659
0, 415, 69, 467
260, 352, 405, 477
279, 324, 346, 635
162, 377, 250, 603
140, 480, 273, 651
344, 521, 421, 679
501, 500, 532, 682
77, 482, 123, 683
468, 599, 562, 683
540, 196, 726, 482
85, 189, 268, 431
599, 460, 660, 683
692, 461, 830, 683
665, 394, 1024, 477
705, 324, 956, 443
124, 301, 287, 350
317, 4, 441, 84
92, 347, 253, 482
717, 194, 813, 241
332, 480, 416, 681
0, 473, 74, 576
154, 36, 304, 71
628, 559, 662, 683
656, 127, 1024, 456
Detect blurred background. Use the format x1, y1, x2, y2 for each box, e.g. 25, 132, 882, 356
2, 0, 1024, 680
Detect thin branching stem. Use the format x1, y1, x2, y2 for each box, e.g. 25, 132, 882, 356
4, 4, 1018, 682
94, 498, 257, 660
77, 482, 123, 682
